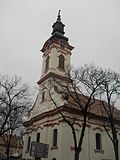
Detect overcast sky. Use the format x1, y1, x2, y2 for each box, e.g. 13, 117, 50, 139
0, 0, 120, 92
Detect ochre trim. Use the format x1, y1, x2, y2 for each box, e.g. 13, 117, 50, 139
37, 72, 72, 85
51, 146, 58, 150
93, 127, 103, 132
24, 106, 84, 127
94, 149, 104, 154
24, 105, 120, 132
24, 104, 120, 136
41, 38, 74, 53
43, 122, 59, 127
35, 126, 43, 130
70, 146, 75, 151
82, 123, 91, 128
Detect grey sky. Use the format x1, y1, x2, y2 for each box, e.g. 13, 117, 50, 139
0, 0, 120, 91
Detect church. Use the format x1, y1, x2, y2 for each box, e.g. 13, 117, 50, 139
22, 12, 120, 160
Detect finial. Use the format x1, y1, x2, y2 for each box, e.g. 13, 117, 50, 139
57, 10, 61, 22
58, 10, 61, 16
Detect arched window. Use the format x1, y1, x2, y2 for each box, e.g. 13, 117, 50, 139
53, 129, 58, 146
95, 133, 102, 150
58, 54, 65, 70
45, 56, 49, 71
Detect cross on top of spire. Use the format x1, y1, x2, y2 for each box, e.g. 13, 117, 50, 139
58, 10, 61, 16
57, 10, 61, 22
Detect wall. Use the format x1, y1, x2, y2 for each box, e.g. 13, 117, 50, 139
23, 113, 120, 160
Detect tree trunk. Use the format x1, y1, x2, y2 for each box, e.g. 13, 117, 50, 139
114, 139, 119, 160
6, 145, 10, 160
73, 113, 87, 160
74, 149, 81, 160
111, 123, 119, 160
5, 133, 12, 160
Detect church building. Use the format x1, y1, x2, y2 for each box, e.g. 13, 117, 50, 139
22, 12, 120, 160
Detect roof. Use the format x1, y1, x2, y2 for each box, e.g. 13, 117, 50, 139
0, 134, 23, 148
24, 89, 120, 127
64, 93, 120, 121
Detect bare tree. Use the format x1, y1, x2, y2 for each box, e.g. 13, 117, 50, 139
0, 74, 32, 159
99, 70, 120, 160
44, 65, 107, 160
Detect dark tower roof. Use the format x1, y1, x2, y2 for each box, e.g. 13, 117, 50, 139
50, 10, 68, 41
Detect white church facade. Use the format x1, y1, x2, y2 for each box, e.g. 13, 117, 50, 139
22, 12, 120, 160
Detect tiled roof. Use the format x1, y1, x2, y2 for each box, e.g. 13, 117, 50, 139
0, 134, 23, 148
64, 93, 120, 120
24, 92, 120, 127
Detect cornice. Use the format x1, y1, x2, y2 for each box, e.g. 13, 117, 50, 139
24, 106, 82, 127
37, 72, 71, 85
41, 38, 74, 53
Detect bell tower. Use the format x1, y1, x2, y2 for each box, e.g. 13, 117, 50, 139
37, 11, 74, 85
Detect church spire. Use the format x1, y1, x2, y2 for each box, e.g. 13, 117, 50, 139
51, 10, 68, 41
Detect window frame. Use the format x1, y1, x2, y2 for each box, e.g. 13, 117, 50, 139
36, 133, 40, 143
45, 56, 50, 72
53, 129, 58, 147
27, 136, 31, 152
41, 91, 45, 102
58, 54, 65, 70
95, 133, 102, 150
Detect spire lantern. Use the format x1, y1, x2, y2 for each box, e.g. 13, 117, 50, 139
51, 10, 66, 38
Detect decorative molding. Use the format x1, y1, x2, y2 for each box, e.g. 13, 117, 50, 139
37, 72, 71, 85
35, 126, 43, 131
51, 146, 58, 150
43, 122, 59, 128
93, 127, 103, 132
24, 105, 120, 133
82, 123, 91, 128
70, 146, 75, 151
94, 149, 104, 154
41, 38, 74, 53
